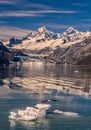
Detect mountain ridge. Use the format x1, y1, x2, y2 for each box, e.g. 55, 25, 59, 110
7, 26, 91, 49
2, 26, 91, 64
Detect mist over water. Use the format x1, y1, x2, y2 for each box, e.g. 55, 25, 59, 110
0, 62, 91, 130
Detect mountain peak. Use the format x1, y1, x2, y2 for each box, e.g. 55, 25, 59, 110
66, 27, 78, 34
37, 26, 47, 33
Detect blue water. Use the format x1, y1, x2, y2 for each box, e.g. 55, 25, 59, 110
0, 62, 91, 130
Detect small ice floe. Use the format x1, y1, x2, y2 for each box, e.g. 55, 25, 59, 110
53, 110, 79, 117
53, 110, 63, 114
35, 104, 51, 110
62, 112, 79, 116
9, 104, 51, 121
74, 70, 79, 73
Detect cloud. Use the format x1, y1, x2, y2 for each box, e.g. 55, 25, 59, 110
0, 0, 15, 5
23, 3, 53, 10
0, 0, 54, 9
0, 11, 37, 17
0, 26, 31, 40
0, 0, 26, 5
37, 10, 78, 14
0, 9, 79, 17
0, 24, 70, 40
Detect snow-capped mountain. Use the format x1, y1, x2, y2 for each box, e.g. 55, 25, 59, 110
62, 27, 91, 43
23, 26, 61, 41
5, 26, 91, 64
10, 26, 91, 52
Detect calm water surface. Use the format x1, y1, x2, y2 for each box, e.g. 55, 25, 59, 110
0, 62, 91, 130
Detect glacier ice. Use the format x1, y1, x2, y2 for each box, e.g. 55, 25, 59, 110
9, 102, 79, 122
9, 104, 51, 121
53, 110, 79, 117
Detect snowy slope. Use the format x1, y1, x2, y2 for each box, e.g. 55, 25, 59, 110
11, 26, 91, 52
62, 27, 91, 43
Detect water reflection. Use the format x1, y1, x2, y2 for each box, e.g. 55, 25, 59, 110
0, 62, 91, 130
0, 62, 91, 99
9, 118, 49, 130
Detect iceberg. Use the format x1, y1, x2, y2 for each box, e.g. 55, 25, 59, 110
9, 104, 51, 121
53, 110, 79, 117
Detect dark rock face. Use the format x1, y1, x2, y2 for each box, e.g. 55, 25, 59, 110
0, 41, 3, 45
0, 45, 10, 53
0, 41, 10, 66
48, 38, 91, 64
13, 56, 22, 62
0, 54, 10, 66
9, 37, 16, 47
77, 55, 91, 65
9, 37, 21, 47
16, 51, 28, 56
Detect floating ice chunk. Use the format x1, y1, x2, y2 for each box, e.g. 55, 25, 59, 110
9, 104, 51, 121
74, 70, 79, 73
9, 112, 20, 120
18, 110, 25, 116
53, 110, 63, 114
53, 110, 79, 117
62, 112, 79, 116
35, 104, 51, 110
18, 114, 38, 121
9, 108, 39, 121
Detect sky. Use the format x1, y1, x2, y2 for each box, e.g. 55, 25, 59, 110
0, 0, 91, 40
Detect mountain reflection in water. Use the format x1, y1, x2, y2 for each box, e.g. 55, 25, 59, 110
0, 62, 91, 98
0, 62, 91, 130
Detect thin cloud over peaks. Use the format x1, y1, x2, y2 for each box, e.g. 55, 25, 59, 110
0, 11, 38, 17
0, 9, 79, 17
0, 0, 16, 5
0, 26, 31, 40
23, 3, 53, 10
0, 0, 90, 33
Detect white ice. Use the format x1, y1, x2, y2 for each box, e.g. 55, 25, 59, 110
9, 104, 51, 121
35, 104, 51, 110
53, 110, 79, 117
